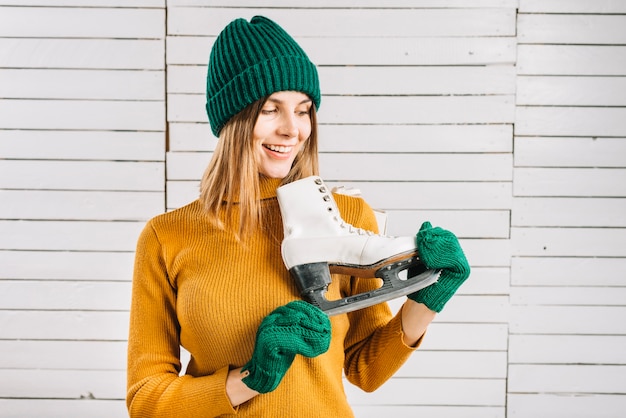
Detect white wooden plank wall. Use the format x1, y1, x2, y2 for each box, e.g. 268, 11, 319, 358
511, 1, 626, 417
0, 1, 165, 417
2, 0, 625, 417
167, 1, 515, 417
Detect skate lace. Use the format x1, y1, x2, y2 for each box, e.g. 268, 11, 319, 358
334, 216, 375, 236
317, 177, 389, 238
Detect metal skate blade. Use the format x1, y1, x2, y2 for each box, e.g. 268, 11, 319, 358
316, 268, 441, 317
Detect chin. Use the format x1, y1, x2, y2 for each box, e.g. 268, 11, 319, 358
261, 168, 290, 179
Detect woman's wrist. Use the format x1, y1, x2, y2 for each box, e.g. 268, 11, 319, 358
400, 299, 436, 347
225, 367, 259, 407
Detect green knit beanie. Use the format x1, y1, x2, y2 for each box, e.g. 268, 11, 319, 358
206, 16, 321, 137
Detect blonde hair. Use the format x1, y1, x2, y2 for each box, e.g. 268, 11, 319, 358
200, 96, 319, 241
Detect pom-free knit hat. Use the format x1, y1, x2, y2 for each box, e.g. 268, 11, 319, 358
206, 16, 321, 137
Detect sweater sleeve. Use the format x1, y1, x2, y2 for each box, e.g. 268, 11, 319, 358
126, 221, 237, 417
333, 194, 424, 392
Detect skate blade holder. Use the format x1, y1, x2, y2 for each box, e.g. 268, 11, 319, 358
290, 256, 441, 316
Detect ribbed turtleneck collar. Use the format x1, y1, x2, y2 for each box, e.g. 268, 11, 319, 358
221, 176, 283, 203
258, 176, 283, 200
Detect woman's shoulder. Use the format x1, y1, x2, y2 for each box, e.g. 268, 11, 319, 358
146, 199, 205, 230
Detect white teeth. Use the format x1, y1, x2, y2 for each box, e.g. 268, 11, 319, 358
265, 144, 292, 153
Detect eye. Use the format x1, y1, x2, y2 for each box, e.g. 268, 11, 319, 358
296, 107, 311, 117
261, 108, 277, 115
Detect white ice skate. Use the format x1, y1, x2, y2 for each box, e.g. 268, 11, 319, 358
277, 176, 440, 316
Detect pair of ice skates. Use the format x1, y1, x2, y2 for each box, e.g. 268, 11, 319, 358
277, 176, 440, 316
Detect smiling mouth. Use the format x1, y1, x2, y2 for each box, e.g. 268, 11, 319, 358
264, 144, 293, 154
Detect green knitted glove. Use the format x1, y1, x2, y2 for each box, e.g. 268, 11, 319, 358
408, 221, 470, 313
241, 300, 331, 393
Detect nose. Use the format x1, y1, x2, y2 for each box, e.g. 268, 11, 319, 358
278, 113, 299, 138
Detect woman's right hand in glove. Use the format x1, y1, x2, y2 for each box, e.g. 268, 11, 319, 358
241, 300, 331, 393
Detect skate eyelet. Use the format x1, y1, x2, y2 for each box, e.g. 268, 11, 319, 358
323, 196, 330, 202
318, 186, 327, 193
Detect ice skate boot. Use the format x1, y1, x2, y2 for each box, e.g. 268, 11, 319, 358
277, 176, 440, 316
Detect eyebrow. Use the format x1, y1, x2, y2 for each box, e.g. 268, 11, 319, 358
266, 97, 312, 105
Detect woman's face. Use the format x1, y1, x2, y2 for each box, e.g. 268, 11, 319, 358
253, 91, 313, 179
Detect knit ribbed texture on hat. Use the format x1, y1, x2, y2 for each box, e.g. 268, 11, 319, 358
206, 16, 321, 136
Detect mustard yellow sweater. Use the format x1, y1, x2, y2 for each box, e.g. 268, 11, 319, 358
127, 177, 420, 417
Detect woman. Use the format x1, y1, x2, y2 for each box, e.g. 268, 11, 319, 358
127, 15, 469, 417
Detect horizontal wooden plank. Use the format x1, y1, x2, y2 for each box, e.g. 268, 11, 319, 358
0, 160, 164, 191
385, 209, 510, 238
321, 65, 516, 96
0, 69, 164, 100
0, 250, 134, 281
512, 227, 626, 257
168, 94, 516, 124
166, 65, 204, 94
0, 220, 145, 251
351, 405, 504, 418
323, 124, 513, 153
0, 7, 164, 38
510, 305, 626, 334
320, 154, 513, 181
513, 198, 626, 227
518, 45, 626, 76
0, 311, 129, 340
454, 267, 510, 296
0, 399, 127, 418
509, 364, 626, 394
425, 238, 510, 267
514, 137, 626, 168
518, 14, 626, 45
0, 190, 164, 221
396, 351, 507, 378
324, 95, 515, 125
167, 36, 517, 66
511, 286, 626, 307
168, 7, 516, 37
168, 122, 217, 150
0, 130, 164, 161
0, 99, 165, 131
514, 168, 626, 197
437, 295, 509, 324
0, 369, 125, 399
0, 340, 126, 370
166, 180, 199, 209
168, 122, 513, 153
168, 64, 517, 95
420, 323, 508, 351
166, 180, 513, 211
516, 107, 626, 137
508, 393, 626, 418
509, 335, 626, 364
345, 377, 506, 406
166, 152, 208, 180
169, 0, 518, 7
512, 257, 626, 287
0, 0, 162, 5
0, 38, 164, 70
0, 281, 131, 310
519, 0, 626, 13
517, 76, 626, 106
